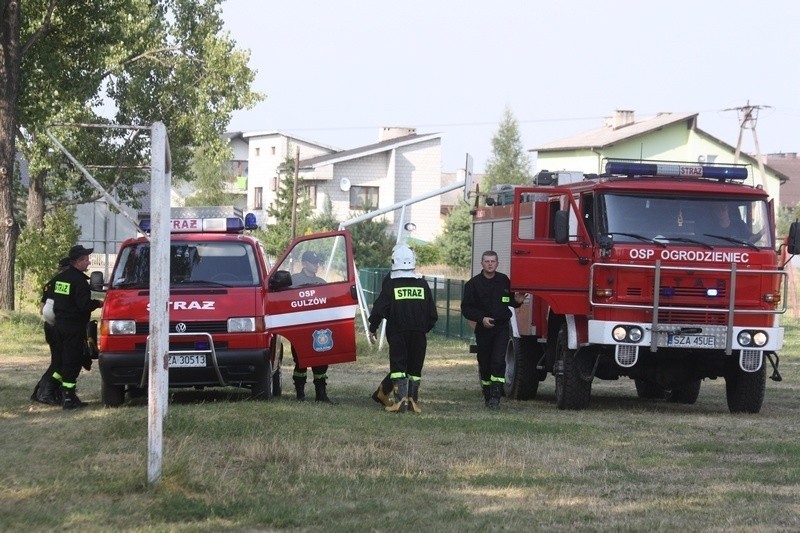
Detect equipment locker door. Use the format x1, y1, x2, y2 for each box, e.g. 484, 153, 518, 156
265, 230, 358, 366
510, 188, 592, 315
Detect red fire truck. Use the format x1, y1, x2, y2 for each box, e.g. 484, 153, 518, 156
472, 160, 799, 413
91, 206, 358, 407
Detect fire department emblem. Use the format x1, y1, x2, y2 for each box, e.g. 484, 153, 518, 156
312, 328, 333, 352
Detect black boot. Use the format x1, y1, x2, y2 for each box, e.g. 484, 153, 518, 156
385, 378, 408, 413
407, 379, 421, 414
293, 377, 306, 401
482, 384, 491, 407
487, 382, 502, 410
36, 377, 61, 406
62, 387, 88, 410
371, 374, 394, 407
314, 379, 338, 404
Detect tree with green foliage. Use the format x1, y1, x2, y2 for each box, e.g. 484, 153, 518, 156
183, 144, 242, 208
436, 201, 473, 269
257, 157, 314, 257
0, 0, 262, 310
15, 207, 80, 307
311, 197, 341, 233
482, 106, 532, 191
409, 241, 442, 266
349, 216, 396, 269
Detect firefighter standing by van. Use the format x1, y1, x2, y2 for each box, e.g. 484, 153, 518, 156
461, 250, 525, 409
290, 250, 336, 403
31, 256, 71, 406
368, 245, 438, 413
52, 245, 103, 409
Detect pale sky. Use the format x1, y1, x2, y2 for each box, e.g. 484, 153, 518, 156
221, 0, 799, 174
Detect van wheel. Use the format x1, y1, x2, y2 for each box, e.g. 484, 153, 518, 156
725, 365, 765, 413
554, 324, 591, 410
251, 359, 273, 400
101, 379, 125, 407
504, 335, 540, 400
667, 380, 701, 404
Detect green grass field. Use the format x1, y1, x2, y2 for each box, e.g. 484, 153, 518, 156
1, 310, 799, 531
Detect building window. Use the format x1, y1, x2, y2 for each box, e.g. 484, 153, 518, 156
255, 147, 260, 157
302, 184, 318, 208
271, 146, 276, 155
254, 187, 263, 209
350, 186, 379, 210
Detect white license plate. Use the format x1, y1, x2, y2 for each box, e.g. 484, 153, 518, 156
168, 354, 206, 367
667, 335, 716, 348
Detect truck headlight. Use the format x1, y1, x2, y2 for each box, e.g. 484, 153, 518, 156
228, 317, 255, 333
108, 320, 135, 335
752, 331, 768, 347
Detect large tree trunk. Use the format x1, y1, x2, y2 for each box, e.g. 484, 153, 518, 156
0, 1, 22, 310
26, 169, 45, 228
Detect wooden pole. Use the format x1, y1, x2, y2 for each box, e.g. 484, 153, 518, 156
290, 147, 299, 239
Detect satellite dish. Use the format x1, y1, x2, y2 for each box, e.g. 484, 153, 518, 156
339, 177, 351, 192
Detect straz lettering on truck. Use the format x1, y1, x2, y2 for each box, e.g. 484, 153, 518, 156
291, 289, 328, 309
628, 249, 750, 263
146, 301, 216, 311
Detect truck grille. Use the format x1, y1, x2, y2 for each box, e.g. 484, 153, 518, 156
657, 310, 727, 325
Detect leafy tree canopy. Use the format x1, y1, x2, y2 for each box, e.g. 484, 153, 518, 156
482, 106, 532, 191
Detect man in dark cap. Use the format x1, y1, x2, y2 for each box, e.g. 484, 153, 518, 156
31, 256, 71, 406
289, 250, 336, 403
51, 244, 103, 409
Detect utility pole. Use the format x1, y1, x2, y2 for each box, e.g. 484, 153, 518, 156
725, 100, 771, 187
290, 147, 300, 239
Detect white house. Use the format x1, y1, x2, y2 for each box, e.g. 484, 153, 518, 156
234, 127, 443, 243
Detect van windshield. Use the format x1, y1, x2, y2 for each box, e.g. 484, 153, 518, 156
111, 241, 261, 288
597, 194, 773, 249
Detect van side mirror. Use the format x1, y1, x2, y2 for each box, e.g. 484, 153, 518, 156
90, 271, 105, 292
554, 210, 569, 244
269, 270, 293, 291
787, 222, 800, 255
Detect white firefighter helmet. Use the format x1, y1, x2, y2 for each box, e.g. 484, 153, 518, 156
390, 244, 418, 278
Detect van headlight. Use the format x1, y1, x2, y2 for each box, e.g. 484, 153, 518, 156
228, 317, 255, 333
108, 320, 136, 335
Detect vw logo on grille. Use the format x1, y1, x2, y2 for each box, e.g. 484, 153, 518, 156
175, 322, 187, 333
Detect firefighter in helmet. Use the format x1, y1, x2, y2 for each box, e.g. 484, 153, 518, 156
368, 244, 438, 413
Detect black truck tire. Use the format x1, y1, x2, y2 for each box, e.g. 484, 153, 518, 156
634, 379, 667, 400
504, 335, 540, 400
101, 379, 125, 407
725, 364, 766, 414
251, 359, 273, 400
667, 380, 701, 404
554, 324, 591, 410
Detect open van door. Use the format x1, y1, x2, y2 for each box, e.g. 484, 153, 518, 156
265, 230, 358, 366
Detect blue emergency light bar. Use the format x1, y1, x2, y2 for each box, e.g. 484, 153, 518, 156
606, 161, 748, 181
139, 215, 256, 234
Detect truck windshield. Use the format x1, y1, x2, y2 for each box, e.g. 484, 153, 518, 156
597, 194, 773, 249
111, 241, 261, 288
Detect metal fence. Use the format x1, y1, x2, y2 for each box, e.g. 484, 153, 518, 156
358, 268, 474, 341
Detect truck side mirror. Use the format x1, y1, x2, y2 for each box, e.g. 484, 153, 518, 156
554, 210, 569, 244
90, 271, 105, 292
268, 270, 293, 291
787, 222, 800, 255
